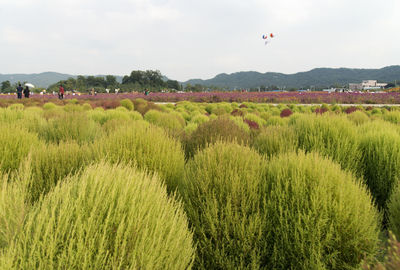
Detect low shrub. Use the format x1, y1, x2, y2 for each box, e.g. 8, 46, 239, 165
0, 124, 40, 174
42, 102, 57, 110
388, 183, 400, 239
181, 142, 267, 269
348, 110, 370, 125
0, 174, 28, 250
190, 114, 209, 125
95, 121, 185, 192
1, 163, 194, 269
38, 112, 102, 144
252, 126, 298, 158
26, 141, 96, 203
263, 152, 380, 269
144, 110, 185, 136
183, 117, 250, 159
290, 114, 361, 174
244, 113, 266, 127
359, 127, 400, 211
120, 98, 134, 111
280, 108, 293, 117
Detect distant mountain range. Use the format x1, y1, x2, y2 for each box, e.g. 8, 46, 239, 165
1, 66, 399, 89
184, 66, 400, 89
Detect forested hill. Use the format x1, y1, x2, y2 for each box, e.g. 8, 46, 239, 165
0, 72, 123, 88
1, 66, 400, 89
184, 66, 400, 89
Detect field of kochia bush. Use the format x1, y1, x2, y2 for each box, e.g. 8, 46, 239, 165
1, 99, 400, 269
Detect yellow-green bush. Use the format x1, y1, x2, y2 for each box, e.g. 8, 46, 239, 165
0, 124, 40, 174
290, 114, 361, 174
263, 152, 380, 269
190, 113, 209, 125
120, 98, 134, 111
95, 121, 185, 192
181, 142, 267, 269
388, 183, 400, 240
38, 112, 102, 144
359, 127, 400, 210
27, 141, 96, 203
347, 110, 370, 125
0, 174, 28, 250
252, 126, 298, 158
1, 163, 194, 269
144, 110, 185, 136
183, 117, 250, 158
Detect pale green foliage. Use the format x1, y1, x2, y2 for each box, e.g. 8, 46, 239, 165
265, 115, 286, 126
0, 174, 28, 250
347, 110, 370, 125
38, 112, 102, 144
63, 104, 85, 113
27, 141, 96, 203
183, 123, 198, 135
182, 142, 267, 269
382, 111, 400, 124
252, 125, 298, 158
144, 110, 184, 136
95, 121, 185, 192
42, 102, 57, 110
190, 114, 209, 125
229, 116, 250, 133
120, 98, 134, 111
1, 163, 195, 269
388, 183, 400, 240
264, 152, 380, 269
0, 124, 40, 174
290, 114, 361, 174
358, 124, 400, 210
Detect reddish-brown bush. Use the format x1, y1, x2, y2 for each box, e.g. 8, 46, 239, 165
280, 108, 293, 118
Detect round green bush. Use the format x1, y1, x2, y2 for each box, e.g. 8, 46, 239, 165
290, 114, 361, 174
1, 163, 194, 269
0, 174, 28, 250
181, 142, 267, 269
359, 127, 400, 210
0, 124, 40, 174
190, 114, 209, 125
347, 110, 370, 125
38, 112, 102, 144
263, 152, 380, 269
388, 183, 400, 240
144, 110, 185, 136
120, 98, 134, 111
27, 141, 96, 203
252, 126, 298, 158
42, 102, 57, 110
95, 120, 185, 193
183, 116, 250, 159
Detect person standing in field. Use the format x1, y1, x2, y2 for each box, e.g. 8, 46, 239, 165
24, 86, 30, 98
59, 85, 65, 100
16, 83, 23, 99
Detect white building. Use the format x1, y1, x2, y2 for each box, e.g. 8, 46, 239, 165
349, 80, 387, 90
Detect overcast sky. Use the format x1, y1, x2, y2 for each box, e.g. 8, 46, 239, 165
0, 0, 399, 81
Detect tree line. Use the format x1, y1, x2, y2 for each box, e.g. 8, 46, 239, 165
0, 70, 183, 94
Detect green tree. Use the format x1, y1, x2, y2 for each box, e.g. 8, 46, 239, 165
1, 80, 11, 93
105, 75, 117, 88
166, 80, 180, 90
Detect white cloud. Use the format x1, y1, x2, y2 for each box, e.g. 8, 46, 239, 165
0, 0, 398, 80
